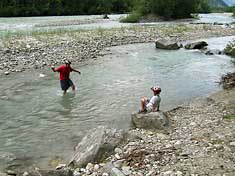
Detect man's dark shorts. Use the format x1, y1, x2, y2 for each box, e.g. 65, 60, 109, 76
60, 79, 74, 91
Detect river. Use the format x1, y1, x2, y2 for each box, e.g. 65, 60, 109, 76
0, 14, 235, 171
0, 13, 234, 38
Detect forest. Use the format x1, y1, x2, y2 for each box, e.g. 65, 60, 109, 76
0, 0, 134, 16
0, 0, 227, 18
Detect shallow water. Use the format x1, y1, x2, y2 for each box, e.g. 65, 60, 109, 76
0, 36, 234, 170
196, 13, 235, 24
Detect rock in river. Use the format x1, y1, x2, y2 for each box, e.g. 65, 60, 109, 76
155, 39, 181, 50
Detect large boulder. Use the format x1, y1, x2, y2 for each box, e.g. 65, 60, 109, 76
69, 126, 126, 168
184, 41, 208, 50
155, 39, 181, 50
131, 111, 170, 130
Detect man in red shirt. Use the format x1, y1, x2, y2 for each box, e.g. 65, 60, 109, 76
51, 60, 81, 95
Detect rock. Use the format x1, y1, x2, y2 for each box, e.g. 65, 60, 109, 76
114, 148, 123, 154
4, 71, 9, 75
25, 169, 73, 176
111, 168, 125, 176
229, 141, 235, 146
155, 39, 181, 50
69, 126, 126, 167
85, 163, 94, 171
93, 164, 100, 172
55, 164, 67, 170
103, 14, 109, 19
131, 111, 170, 130
121, 166, 132, 175
103, 161, 114, 173
160, 171, 182, 176
184, 41, 208, 50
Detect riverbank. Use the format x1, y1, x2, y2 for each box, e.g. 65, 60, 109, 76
63, 88, 235, 176
1, 23, 235, 76
104, 87, 235, 175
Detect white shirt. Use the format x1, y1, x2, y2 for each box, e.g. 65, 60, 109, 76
146, 95, 161, 112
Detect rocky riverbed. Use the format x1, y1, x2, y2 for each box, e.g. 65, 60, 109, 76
66, 88, 235, 176
1, 23, 235, 76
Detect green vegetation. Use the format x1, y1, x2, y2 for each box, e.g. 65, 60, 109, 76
0, 0, 216, 18
0, 0, 134, 17
123, 0, 211, 23
223, 115, 235, 120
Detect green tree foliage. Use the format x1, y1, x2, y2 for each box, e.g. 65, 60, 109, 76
0, 0, 134, 17
125, 0, 210, 22
0, 0, 211, 17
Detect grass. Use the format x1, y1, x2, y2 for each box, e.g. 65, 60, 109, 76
223, 115, 235, 120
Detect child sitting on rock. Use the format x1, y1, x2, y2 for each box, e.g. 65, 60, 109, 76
139, 86, 161, 113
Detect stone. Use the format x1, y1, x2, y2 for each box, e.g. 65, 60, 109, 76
103, 161, 114, 173
70, 126, 126, 167
131, 111, 170, 130
155, 39, 181, 50
56, 164, 66, 170
114, 148, 123, 154
23, 170, 73, 176
229, 141, 235, 146
184, 41, 208, 49
121, 166, 131, 175
111, 168, 125, 176
93, 164, 100, 172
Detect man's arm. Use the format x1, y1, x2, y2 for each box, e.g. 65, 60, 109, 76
51, 66, 56, 72
71, 68, 81, 74
51, 65, 62, 72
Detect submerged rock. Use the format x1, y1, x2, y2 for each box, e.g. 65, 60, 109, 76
184, 41, 208, 49
155, 39, 181, 50
131, 111, 170, 130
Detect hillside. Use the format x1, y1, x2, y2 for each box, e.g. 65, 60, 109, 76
223, 0, 235, 6
209, 0, 228, 7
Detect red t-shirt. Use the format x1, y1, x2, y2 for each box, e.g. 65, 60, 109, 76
55, 65, 73, 80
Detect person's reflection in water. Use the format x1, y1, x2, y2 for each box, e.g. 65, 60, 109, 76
58, 93, 75, 116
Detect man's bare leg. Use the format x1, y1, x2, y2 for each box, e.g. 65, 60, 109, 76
72, 85, 75, 93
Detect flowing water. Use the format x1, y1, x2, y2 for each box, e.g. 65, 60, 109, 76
0, 13, 234, 38
0, 36, 235, 170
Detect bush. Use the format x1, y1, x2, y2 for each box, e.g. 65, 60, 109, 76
120, 11, 142, 23
223, 115, 235, 120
